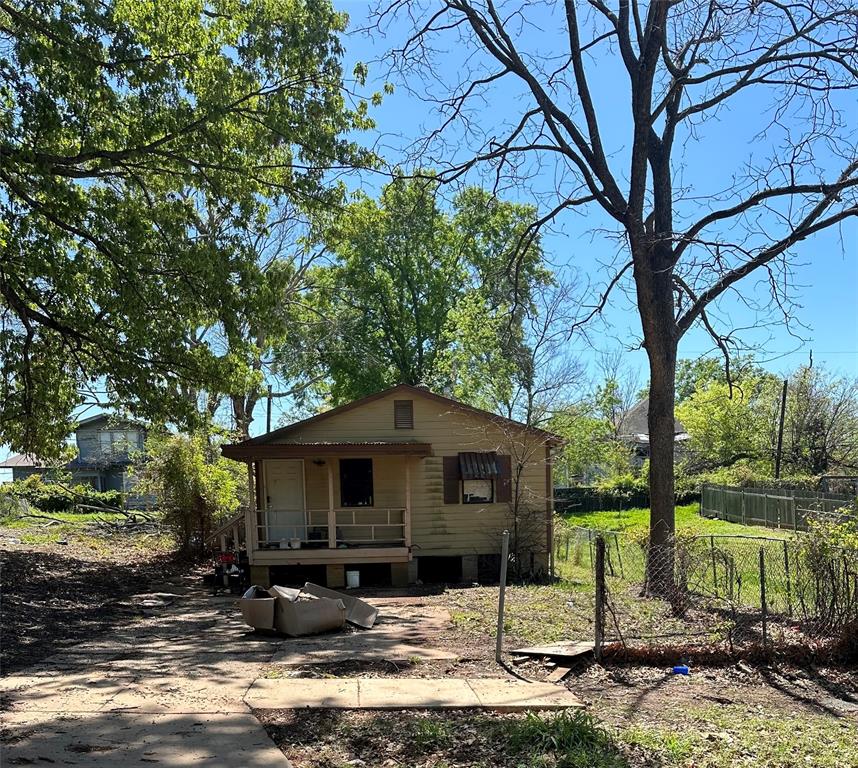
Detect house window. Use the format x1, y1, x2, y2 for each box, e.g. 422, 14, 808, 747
340, 458, 373, 507
463, 478, 493, 504
99, 430, 139, 455
443, 452, 512, 504
459, 451, 497, 504
394, 400, 414, 429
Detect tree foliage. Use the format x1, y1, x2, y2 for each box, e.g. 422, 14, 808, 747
0, 0, 372, 456
307, 175, 555, 407
137, 429, 245, 551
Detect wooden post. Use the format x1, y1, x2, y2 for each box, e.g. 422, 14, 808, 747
594, 536, 606, 663
759, 547, 768, 647
495, 530, 510, 663
404, 457, 412, 547
327, 461, 336, 549
245, 462, 257, 555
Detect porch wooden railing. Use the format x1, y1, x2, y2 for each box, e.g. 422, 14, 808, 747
256, 507, 406, 548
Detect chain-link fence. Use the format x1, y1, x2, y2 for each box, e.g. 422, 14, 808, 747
553, 524, 858, 659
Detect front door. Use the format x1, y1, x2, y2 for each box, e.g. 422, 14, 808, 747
264, 459, 305, 542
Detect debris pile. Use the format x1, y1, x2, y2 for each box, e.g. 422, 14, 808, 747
240, 582, 378, 637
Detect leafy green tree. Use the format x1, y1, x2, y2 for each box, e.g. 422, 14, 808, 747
309, 175, 551, 406
138, 429, 245, 551
0, 0, 372, 457
550, 404, 629, 484
783, 366, 858, 476
677, 377, 778, 472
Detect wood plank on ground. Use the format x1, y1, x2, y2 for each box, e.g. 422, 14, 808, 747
510, 641, 595, 660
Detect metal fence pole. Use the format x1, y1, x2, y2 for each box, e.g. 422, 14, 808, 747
594, 535, 606, 663
783, 539, 793, 617
710, 535, 718, 597
495, 530, 510, 664
759, 547, 768, 647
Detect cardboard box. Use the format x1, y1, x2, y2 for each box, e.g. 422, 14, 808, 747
271, 591, 346, 637
239, 586, 275, 630
303, 582, 379, 629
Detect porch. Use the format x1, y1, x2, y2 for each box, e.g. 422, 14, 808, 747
219, 441, 431, 567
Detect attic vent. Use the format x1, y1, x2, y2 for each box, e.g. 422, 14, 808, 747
394, 399, 414, 429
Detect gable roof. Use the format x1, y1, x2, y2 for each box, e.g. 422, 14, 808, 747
0, 453, 47, 469
235, 384, 564, 447
618, 398, 686, 439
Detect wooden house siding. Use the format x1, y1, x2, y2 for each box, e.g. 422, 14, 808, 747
270, 392, 552, 558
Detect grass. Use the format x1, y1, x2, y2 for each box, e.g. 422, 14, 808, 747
261, 703, 858, 767
0, 508, 171, 554
644, 703, 858, 768
561, 503, 792, 538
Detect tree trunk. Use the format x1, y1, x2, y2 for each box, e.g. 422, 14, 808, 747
646, 336, 677, 596
634, 240, 679, 598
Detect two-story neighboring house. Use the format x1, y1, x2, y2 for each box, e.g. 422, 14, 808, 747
0, 414, 147, 497
221, 384, 564, 588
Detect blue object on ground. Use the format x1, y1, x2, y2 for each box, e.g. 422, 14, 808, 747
672, 665, 690, 675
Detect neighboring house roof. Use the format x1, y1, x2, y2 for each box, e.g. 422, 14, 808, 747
223, 383, 563, 459
0, 453, 47, 469
617, 398, 687, 441
76, 413, 146, 429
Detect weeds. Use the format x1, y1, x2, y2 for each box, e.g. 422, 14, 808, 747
507, 711, 628, 768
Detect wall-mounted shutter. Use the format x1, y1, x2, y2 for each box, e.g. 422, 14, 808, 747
495, 454, 512, 503
394, 399, 414, 429
442, 455, 460, 504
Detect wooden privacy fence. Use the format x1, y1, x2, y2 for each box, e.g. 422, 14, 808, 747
700, 483, 855, 532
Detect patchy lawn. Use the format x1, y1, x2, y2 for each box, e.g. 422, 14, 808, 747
560, 503, 793, 538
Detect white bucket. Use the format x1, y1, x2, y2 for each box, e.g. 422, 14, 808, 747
345, 570, 360, 589
278, 539, 288, 549
289, 537, 301, 549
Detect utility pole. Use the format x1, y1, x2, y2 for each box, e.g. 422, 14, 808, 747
266, 384, 273, 433
774, 379, 788, 479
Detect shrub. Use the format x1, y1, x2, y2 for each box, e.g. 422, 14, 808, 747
4, 475, 123, 513
136, 430, 245, 551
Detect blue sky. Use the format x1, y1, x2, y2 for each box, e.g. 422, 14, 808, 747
2, 2, 855, 474
334, 1, 857, 381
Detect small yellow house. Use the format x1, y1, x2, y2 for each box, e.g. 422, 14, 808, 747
221, 384, 562, 588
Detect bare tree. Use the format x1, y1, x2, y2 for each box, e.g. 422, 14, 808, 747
373, 0, 858, 591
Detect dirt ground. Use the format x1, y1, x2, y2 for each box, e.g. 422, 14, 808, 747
0, 526, 189, 673
2, 531, 857, 767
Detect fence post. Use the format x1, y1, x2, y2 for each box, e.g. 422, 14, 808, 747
710, 535, 718, 596
741, 489, 746, 525
565, 534, 570, 562
495, 530, 510, 664
759, 547, 768, 648
594, 535, 606, 663
783, 539, 793, 617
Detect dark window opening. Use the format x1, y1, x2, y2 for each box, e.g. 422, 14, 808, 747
394, 399, 414, 429
340, 458, 373, 507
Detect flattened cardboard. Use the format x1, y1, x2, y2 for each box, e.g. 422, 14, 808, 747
303, 582, 379, 629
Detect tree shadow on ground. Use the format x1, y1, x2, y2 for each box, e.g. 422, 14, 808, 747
0, 548, 190, 673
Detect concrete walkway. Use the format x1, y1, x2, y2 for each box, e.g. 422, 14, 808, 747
247, 676, 582, 711
0, 582, 293, 767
